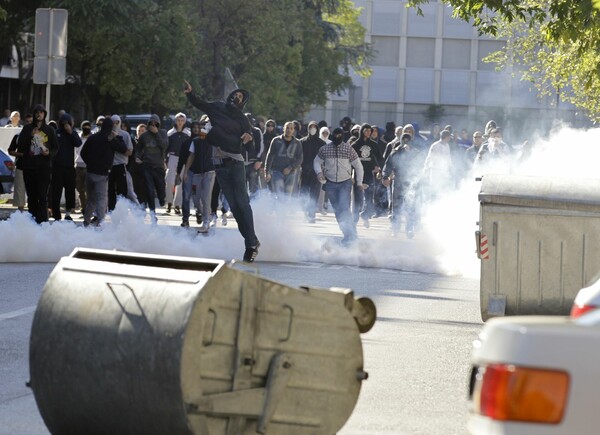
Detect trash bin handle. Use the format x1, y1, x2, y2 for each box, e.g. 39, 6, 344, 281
279, 305, 293, 342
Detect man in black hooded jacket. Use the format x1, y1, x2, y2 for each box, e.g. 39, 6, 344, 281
81, 118, 127, 227
183, 80, 260, 262
16, 104, 59, 223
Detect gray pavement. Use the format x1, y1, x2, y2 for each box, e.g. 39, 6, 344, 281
0, 199, 482, 434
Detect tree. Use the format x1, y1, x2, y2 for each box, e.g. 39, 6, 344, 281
2, 1, 370, 121
408, 0, 600, 121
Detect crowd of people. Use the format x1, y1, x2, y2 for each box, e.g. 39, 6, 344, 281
2, 91, 515, 260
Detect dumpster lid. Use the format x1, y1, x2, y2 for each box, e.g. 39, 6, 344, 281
479, 174, 600, 212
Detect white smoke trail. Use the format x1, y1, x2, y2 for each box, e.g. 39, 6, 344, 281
1, 126, 595, 275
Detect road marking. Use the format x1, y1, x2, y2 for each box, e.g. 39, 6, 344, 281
0, 306, 36, 321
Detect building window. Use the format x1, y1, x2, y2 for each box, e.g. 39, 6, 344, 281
371, 36, 400, 66
369, 67, 399, 102
372, 0, 403, 36
406, 38, 435, 68
440, 70, 470, 105
442, 39, 471, 69
407, 3, 437, 37
478, 40, 505, 71
405, 68, 435, 103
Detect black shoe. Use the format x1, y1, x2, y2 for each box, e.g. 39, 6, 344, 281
243, 241, 260, 263
166, 203, 172, 213
196, 212, 202, 224
64, 215, 73, 221
91, 216, 98, 224
174, 206, 181, 215
181, 221, 189, 227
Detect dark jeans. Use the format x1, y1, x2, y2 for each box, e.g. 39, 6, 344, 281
142, 164, 166, 212
24, 166, 52, 223
325, 179, 356, 241
215, 160, 258, 248
353, 183, 375, 222
51, 165, 76, 220
108, 164, 128, 211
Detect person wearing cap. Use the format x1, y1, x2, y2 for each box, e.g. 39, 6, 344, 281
165, 112, 190, 214
313, 127, 366, 245
135, 114, 168, 222
51, 112, 82, 221
4, 111, 21, 128
15, 104, 59, 223
107, 115, 133, 211
183, 79, 260, 262
93, 115, 105, 133
75, 120, 93, 215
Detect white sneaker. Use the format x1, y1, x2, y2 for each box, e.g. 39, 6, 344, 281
210, 213, 217, 227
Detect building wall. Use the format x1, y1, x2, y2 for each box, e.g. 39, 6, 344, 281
306, 0, 589, 138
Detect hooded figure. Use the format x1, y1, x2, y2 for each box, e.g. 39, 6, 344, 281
81, 118, 127, 176
300, 121, 326, 221
15, 103, 59, 223
186, 87, 253, 155
184, 81, 260, 262
51, 112, 83, 220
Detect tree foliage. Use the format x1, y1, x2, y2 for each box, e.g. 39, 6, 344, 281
1, 0, 370, 120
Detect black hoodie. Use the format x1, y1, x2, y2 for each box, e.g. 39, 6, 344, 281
16, 104, 59, 170
352, 123, 382, 184
81, 118, 127, 175
54, 113, 83, 167
300, 121, 325, 180
186, 88, 253, 155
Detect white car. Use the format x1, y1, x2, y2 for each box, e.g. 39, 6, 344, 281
467, 279, 600, 434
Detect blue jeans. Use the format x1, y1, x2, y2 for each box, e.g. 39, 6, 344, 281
271, 169, 298, 197
325, 179, 356, 241
182, 170, 215, 225
215, 160, 258, 248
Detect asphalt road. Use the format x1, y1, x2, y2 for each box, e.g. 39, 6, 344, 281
0, 201, 483, 434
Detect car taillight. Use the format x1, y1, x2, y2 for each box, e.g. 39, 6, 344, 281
4, 160, 14, 171
472, 364, 569, 424
570, 303, 598, 318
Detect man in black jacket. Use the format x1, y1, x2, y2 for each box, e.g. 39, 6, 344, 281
51, 113, 82, 221
352, 123, 382, 228
184, 80, 260, 262
81, 118, 127, 227
300, 121, 325, 223
16, 104, 58, 223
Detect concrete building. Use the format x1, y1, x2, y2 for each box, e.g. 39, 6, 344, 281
306, 0, 589, 139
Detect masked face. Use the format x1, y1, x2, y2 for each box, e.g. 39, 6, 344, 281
332, 134, 343, 146
309, 127, 317, 136
82, 127, 91, 135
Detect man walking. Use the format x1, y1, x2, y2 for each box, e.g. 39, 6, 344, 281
184, 80, 260, 262
265, 121, 303, 199
107, 115, 133, 211
314, 127, 366, 244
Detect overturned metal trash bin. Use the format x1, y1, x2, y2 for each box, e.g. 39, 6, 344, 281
29, 248, 376, 435
476, 174, 600, 320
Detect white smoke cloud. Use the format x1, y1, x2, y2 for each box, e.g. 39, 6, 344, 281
1, 126, 596, 276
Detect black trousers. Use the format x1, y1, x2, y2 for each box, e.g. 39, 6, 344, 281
24, 166, 52, 223
51, 165, 76, 220
108, 164, 128, 211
